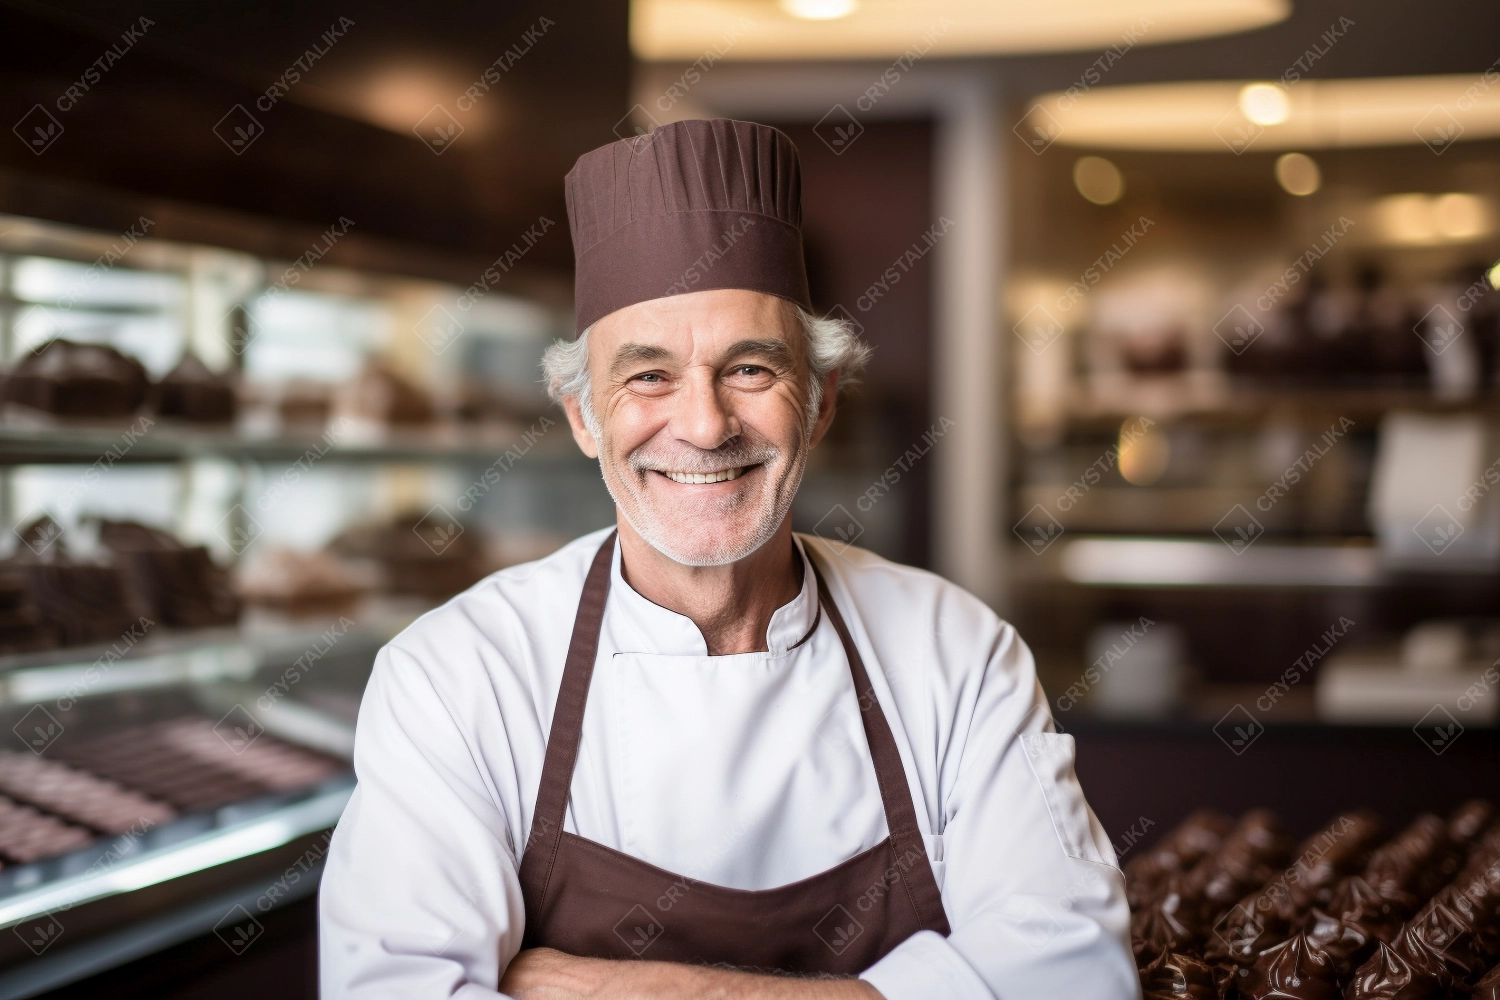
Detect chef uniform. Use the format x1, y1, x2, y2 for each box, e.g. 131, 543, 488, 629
319, 119, 1136, 1000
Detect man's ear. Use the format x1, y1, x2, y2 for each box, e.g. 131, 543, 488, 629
560, 393, 600, 458
808, 369, 840, 449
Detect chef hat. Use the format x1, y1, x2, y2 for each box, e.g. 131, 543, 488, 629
564, 118, 813, 336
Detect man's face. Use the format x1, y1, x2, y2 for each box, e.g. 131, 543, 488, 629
563, 288, 836, 566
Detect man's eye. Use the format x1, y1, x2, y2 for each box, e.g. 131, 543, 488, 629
634, 373, 663, 383
734, 365, 767, 376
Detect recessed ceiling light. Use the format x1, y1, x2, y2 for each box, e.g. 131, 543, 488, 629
780, 0, 858, 20
1238, 83, 1289, 126
1274, 152, 1319, 195
1074, 156, 1125, 204
632, 0, 1289, 61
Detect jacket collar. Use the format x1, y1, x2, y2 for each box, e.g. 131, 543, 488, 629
607, 531, 820, 656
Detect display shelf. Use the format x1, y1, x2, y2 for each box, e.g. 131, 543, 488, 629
1012, 535, 1500, 588
0, 598, 426, 702
0, 417, 582, 466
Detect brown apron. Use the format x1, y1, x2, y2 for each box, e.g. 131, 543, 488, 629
517, 529, 950, 974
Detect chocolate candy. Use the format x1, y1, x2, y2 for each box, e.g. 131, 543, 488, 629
1472, 961, 1500, 1000
0, 751, 175, 834
1138, 949, 1217, 1000
1238, 933, 1342, 1000
1345, 940, 1453, 1000
0, 794, 92, 864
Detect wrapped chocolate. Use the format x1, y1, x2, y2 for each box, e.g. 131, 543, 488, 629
1345, 940, 1453, 1000
1138, 949, 1218, 1000
1237, 933, 1341, 1000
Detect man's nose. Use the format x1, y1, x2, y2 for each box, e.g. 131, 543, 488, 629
674, 370, 740, 450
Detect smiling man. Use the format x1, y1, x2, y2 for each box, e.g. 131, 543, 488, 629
320, 119, 1136, 999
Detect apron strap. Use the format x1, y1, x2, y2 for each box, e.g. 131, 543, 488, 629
806, 547, 952, 936
518, 528, 617, 914
521, 529, 949, 937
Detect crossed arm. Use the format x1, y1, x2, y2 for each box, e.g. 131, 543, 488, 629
499, 947, 884, 999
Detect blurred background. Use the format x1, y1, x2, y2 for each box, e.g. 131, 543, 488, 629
0, 0, 1498, 995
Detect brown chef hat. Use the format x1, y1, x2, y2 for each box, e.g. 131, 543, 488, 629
564, 118, 813, 336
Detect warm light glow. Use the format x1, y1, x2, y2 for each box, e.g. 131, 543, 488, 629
1238, 82, 1289, 126
1036, 76, 1500, 151
1073, 156, 1125, 205
1375, 193, 1494, 245
633, 0, 1289, 61
1119, 420, 1170, 485
361, 69, 462, 134
780, 0, 857, 20
1487, 260, 1500, 290
1434, 193, 1487, 239
1274, 152, 1320, 196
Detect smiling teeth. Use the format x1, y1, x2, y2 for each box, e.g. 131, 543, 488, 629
663, 466, 746, 484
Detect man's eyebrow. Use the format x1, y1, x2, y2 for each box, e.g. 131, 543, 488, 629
607, 338, 797, 377
609, 342, 676, 377
719, 339, 796, 368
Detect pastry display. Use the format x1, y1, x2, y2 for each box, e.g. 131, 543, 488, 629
334, 359, 433, 426
0, 572, 57, 655
327, 512, 491, 598
4, 338, 150, 418
2, 515, 137, 648
94, 518, 239, 627
154, 353, 237, 423
235, 547, 375, 613
1131, 801, 1500, 998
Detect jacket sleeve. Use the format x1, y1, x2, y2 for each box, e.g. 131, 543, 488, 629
859, 623, 1140, 1000
319, 642, 524, 999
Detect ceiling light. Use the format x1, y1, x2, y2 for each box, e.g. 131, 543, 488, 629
1374, 193, 1494, 245
1074, 156, 1125, 205
1239, 83, 1289, 126
1434, 193, 1488, 239
1033, 75, 1500, 151
1119, 420, 1170, 486
632, 0, 1289, 61
1274, 152, 1320, 196
780, 0, 857, 20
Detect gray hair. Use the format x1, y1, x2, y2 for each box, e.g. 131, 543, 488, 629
541, 304, 871, 439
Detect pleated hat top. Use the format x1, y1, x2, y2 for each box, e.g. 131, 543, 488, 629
564, 118, 813, 335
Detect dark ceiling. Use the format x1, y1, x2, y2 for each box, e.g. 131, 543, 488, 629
0, 0, 630, 288
4, 0, 1500, 290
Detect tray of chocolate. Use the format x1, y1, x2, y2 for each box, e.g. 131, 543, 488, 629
1129, 801, 1500, 999
0, 714, 346, 874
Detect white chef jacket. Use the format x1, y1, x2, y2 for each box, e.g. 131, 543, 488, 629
319, 525, 1137, 999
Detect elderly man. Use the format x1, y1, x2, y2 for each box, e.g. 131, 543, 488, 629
320, 119, 1136, 999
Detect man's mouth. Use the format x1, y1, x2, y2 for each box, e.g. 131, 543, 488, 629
656, 464, 756, 485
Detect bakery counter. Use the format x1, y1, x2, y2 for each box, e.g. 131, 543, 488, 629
0, 614, 383, 997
